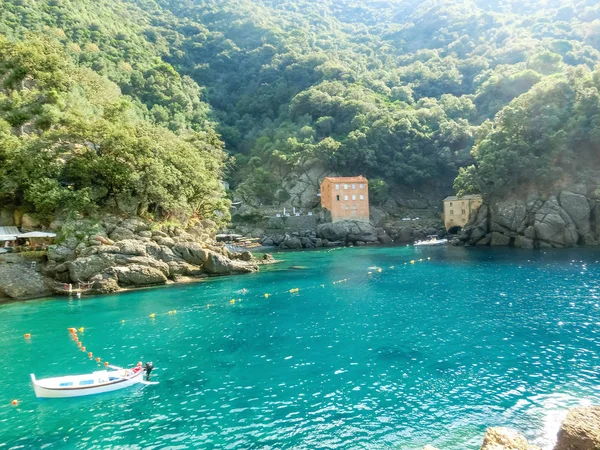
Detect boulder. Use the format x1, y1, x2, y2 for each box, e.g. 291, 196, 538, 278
116, 239, 147, 256
138, 230, 153, 238
154, 236, 176, 248
204, 251, 258, 275
89, 271, 120, 293
480, 427, 540, 450
559, 191, 591, 235
96, 245, 121, 254
113, 265, 167, 286
0, 264, 52, 299
172, 242, 208, 265
515, 236, 534, 249
69, 255, 114, 281
553, 406, 600, 450
534, 197, 579, 247
262, 238, 275, 247
491, 232, 511, 246
110, 226, 135, 242
477, 234, 492, 246
120, 218, 150, 233
47, 245, 75, 263
20, 213, 41, 232
280, 236, 302, 249
490, 199, 527, 234
123, 256, 170, 277
238, 251, 253, 262
318, 220, 377, 243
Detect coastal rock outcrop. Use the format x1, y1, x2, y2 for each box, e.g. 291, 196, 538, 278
553, 406, 600, 450
0, 262, 52, 300
456, 180, 600, 248
480, 427, 540, 450
40, 215, 261, 294
317, 220, 378, 244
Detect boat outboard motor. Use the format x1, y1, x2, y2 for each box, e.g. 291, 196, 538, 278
144, 362, 154, 381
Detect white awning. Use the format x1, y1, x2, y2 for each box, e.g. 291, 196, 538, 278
0, 235, 17, 241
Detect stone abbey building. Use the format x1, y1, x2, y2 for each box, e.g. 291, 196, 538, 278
320, 176, 369, 223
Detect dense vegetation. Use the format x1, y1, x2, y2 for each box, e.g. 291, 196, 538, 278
0, 36, 229, 225
1, 0, 600, 215
455, 66, 600, 196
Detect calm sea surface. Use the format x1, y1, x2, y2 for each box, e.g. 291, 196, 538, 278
0, 245, 599, 449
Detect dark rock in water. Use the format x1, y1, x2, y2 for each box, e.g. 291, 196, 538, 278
553, 405, 600, 450
317, 220, 377, 244
491, 232, 511, 246
204, 251, 258, 275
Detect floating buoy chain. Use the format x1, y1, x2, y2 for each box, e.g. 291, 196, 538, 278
67, 327, 109, 368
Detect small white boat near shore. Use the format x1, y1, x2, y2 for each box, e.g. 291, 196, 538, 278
31, 362, 155, 398
414, 236, 448, 247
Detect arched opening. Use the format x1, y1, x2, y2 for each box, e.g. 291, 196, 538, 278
447, 225, 462, 235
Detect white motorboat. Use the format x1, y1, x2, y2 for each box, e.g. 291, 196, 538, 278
31, 362, 155, 398
414, 236, 448, 246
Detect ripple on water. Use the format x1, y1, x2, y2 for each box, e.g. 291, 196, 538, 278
1, 247, 600, 449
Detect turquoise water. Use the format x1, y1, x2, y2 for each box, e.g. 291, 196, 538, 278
1, 246, 600, 449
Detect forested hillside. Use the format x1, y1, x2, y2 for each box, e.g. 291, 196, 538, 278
1, 0, 600, 218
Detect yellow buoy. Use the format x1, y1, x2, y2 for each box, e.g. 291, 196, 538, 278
78, 327, 84, 333
96, 357, 101, 362
150, 313, 156, 318
264, 293, 269, 298
172, 310, 176, 314
104, 362, 109, 367
24, 333, 31, 339
11, 399, 18, 406
77, 341, 82, 347
377, 268, 382, 273
368, 271, 372, 275
410, 260, 415, 264
427, 257, 431, 260
419, 258, 423, 262
230, 299, 236, 304
81, 347, 86, 351
88, 352, 93, 357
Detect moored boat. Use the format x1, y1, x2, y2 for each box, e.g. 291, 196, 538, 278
31, 362, 155, 398
414, 235, 448, 246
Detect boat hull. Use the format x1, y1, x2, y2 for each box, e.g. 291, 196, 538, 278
414, 239, 448, 246
31, 368, 144, 399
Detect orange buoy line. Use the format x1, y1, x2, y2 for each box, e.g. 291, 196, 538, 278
21, 256, 434, 338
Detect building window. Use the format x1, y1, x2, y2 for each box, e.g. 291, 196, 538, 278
353, 205, 357, 210
345, 205, 349, 211
352, 195, 356, 200
450, 210, 454, 215
336, 195, 340, 201
450, 202, 453, 207
344, 184, 348, 189
360, 195, 364, 200
462, 209, 466, 215
335, 184, 339, 190
359, 184, 363, 189
352, 184, 356, 189
344, 195, 348, 201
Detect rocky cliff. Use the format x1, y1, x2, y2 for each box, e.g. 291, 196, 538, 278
456, 181, 600, 248
0, 215, 265, 301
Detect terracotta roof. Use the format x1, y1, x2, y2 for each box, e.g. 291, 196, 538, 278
322, 176, 368, 183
